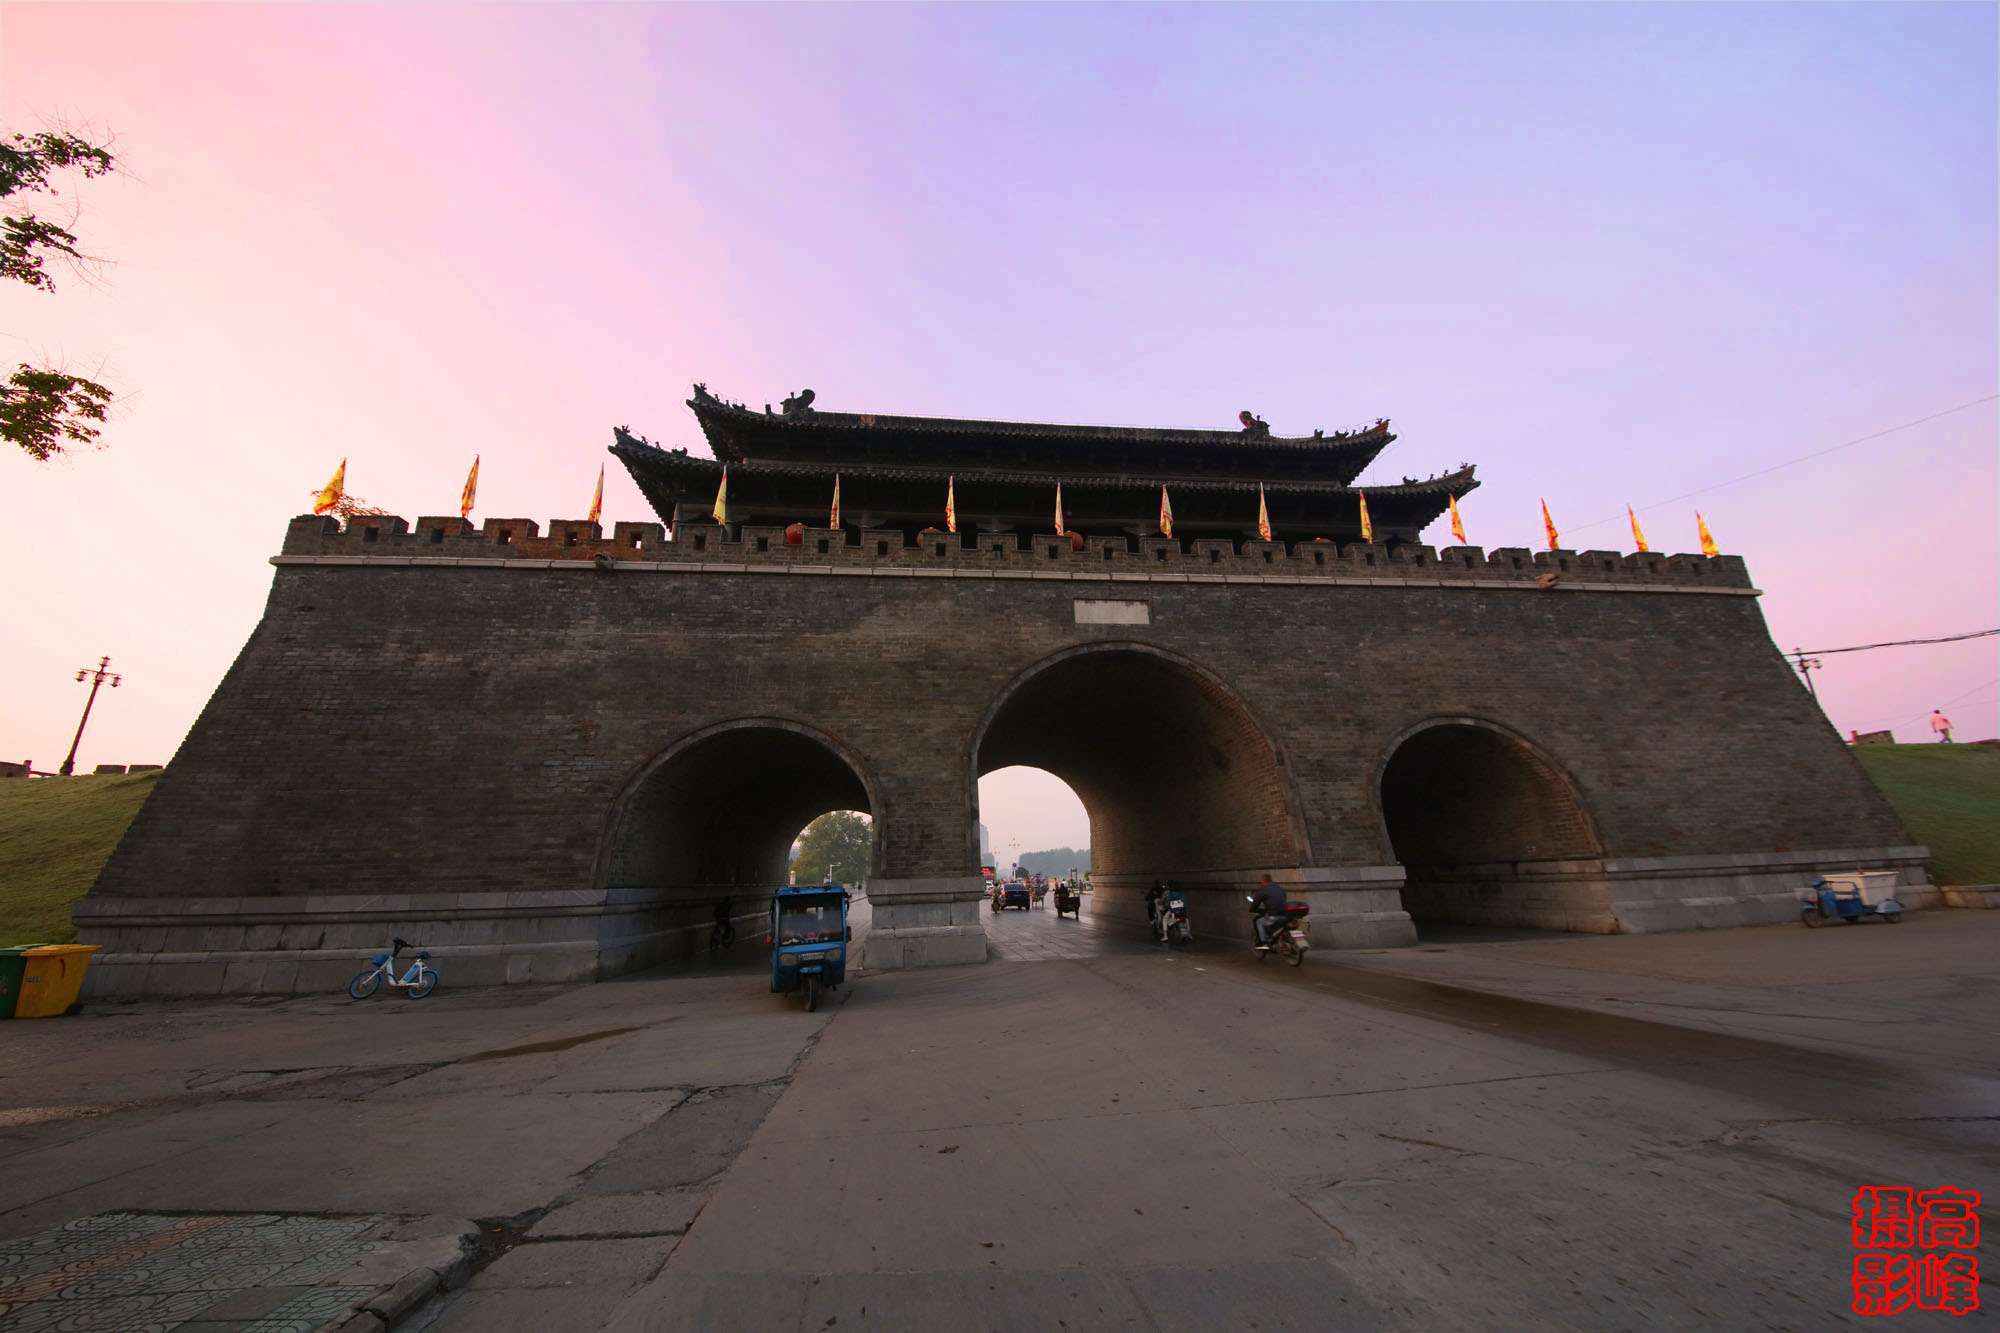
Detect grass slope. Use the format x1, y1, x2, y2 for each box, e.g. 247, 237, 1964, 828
0, 771, 161, 946
1853, 743, 2000, 887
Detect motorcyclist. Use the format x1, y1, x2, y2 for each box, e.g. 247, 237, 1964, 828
1251, 873, 1286, 948
1144, 881, 1167, 931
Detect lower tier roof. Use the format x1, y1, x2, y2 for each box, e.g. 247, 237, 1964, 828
613, 432, 1476, 543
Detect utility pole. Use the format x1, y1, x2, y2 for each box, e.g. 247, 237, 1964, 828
1791, 647, 1823, 703
59, 656, 122, 777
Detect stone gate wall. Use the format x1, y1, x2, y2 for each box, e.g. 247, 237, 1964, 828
73, 515, 1926, 994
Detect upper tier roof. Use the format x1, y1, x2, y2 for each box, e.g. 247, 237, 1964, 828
686, 383, 1397, 484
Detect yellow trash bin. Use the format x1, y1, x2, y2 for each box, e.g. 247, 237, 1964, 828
14, 945, 102, 1018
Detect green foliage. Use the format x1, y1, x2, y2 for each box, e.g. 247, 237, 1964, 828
1853, 743, 2000, 887
0, 130, 115, 294
1, 365, 112, 460
0, 131, 115, 197
1, 213, 84, 292
2, 127, 118, 459
0, 770, 160, 946
789, 810, 872, 886
1015, 847, 1090, 877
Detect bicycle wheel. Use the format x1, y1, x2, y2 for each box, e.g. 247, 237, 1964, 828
405, 967, 438, 999
347, 969, 382, 1001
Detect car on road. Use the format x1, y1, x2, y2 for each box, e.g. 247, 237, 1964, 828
992, 881, 1032, 911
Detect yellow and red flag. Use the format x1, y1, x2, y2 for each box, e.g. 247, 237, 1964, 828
1541, 498, 1560, 551
711, 467, 728, 524
1256, 484, 1272, 542
1358, 491, 1374, 544
312, 458, 346, 516
830, 474, 842, 529
587, 464, 604, 526
1054, 483, 1065, 537
1448, 493, 1468, 544
1159, 485, 1173, 538
459, 456, 479, 520
945, 475, 957, 534
1697, 510, 1719, 557
1627, 505, 1648, 553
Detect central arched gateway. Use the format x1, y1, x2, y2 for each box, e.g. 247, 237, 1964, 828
970, 644, 1310, 938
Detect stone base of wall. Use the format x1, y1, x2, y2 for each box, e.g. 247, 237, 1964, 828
1403, 846, 1934, 933
70, 848, 1940, 996
858, 876, 990, 971
71, 888, 768, 998
1941, 885, 2000, 909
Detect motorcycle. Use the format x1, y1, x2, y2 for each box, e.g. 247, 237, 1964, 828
1248, 896, 1311, 967
1155, 887, 1192, 948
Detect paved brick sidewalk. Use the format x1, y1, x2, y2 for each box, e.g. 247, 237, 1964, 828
0, 1211, 474, 1332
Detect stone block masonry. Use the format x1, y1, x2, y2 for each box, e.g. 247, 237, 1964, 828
76, 515, 1926, 995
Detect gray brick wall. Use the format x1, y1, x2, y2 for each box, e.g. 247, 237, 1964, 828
89, 519, 1911, 910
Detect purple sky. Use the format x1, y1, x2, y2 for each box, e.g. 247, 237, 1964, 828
3, 3, 1993, 855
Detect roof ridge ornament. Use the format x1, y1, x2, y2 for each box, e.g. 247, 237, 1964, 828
1238, 410, 1270, 437
782, 388, 817, 417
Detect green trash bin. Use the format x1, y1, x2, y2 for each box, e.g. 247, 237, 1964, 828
0, 946, 41, 1018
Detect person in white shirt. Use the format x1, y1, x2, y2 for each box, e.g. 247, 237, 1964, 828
1930, 710, 1954, 744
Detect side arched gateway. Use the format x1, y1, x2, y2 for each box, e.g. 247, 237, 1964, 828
597, 719, 880, 957
1376, 717, 1610, 933
970, 643, 1310, 935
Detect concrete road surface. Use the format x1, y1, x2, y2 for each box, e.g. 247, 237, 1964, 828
2, 901, 1993, 1331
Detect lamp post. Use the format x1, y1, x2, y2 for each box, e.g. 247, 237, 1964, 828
59, 656, 121, 777
1791, 647, 1824, 702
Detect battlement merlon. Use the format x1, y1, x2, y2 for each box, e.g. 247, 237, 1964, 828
275, 514, 1754, 592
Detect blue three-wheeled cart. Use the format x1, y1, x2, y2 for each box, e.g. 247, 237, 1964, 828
1801, 873, 1904, 927
770, 885, 852, 1011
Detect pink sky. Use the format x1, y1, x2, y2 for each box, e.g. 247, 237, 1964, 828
2, 4, 1993, 854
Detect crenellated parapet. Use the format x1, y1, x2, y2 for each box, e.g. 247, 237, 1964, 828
277, 514, 1754, 593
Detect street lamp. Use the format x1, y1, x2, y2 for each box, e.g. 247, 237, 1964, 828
59, 656, 122, 777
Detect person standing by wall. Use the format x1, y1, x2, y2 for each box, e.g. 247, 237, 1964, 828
1930, 710, 1955, 744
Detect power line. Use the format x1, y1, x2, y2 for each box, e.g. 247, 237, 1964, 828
1871, 678, 2000, 738
1798, 628, 1998, 657
1551, 392, 1999, 542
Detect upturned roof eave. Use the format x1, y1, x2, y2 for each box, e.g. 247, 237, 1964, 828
685, 391, 1396, 458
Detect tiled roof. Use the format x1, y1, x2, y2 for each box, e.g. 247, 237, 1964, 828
685, 386, 1394, 454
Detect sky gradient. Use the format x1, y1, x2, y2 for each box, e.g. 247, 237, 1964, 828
2, 3, 1993, 855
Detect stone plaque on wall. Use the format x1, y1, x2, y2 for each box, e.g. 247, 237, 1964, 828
1074, 599, 1150, 625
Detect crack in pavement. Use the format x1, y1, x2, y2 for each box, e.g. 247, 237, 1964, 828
1375, 1131, 1528, 1163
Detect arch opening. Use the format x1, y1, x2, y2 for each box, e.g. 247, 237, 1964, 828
973, 647, 1305, 928
979, 765, 1091, 879
1379, 722, 1609, 933
606, 724, 877, 897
